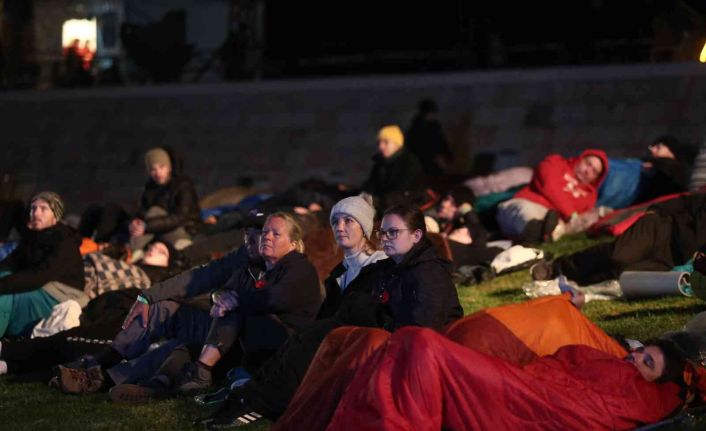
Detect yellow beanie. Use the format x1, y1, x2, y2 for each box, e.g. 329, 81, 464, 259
377, 125, 404, 148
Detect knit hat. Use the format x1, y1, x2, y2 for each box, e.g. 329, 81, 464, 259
144, 148, 172, 171
30, 191, 65, 221
329, 194, 376, 239
377, 125, 404, 148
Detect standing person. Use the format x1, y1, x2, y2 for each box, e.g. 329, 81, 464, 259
406, 99, 453, 179
497, 149, 608, 243
129, 147, 201, 252
0, 192, 84, 337
361, 125, 427, 211
199, 204, 463, 429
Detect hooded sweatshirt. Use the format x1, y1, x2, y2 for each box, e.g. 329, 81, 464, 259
514, 149, 608, 220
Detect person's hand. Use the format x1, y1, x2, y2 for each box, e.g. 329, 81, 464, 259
210, 290, 239, 318
293, 206, 309, 215
122, 300, 149, 329
448, 227, 472, 245
129, 218, 146, 237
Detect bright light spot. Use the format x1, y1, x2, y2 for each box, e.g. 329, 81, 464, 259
701, 41, 706, 63
62, 19, 97, 50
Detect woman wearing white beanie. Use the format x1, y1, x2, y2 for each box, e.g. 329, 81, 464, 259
320, 194, 388, 316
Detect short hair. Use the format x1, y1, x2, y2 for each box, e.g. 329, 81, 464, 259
265, 212, 305, 253
382, 204, 426, 236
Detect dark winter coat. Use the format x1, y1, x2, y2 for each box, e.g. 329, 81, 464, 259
223, 251, 323, 333
317, 259, 385, 326
650, 191, 706, 264
0, 223, 84, 294
361, 149, 427, 210
373, 238, 463, 331
138, 148, 201, 235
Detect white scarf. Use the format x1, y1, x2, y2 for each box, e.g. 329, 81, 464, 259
337, 250, 388, 291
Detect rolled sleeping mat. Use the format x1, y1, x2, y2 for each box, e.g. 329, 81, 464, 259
619, 271, 691, 299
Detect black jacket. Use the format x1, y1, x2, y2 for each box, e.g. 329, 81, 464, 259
361, 149, 427, 210
373, 238, 463, 331
317, 258, 385, 326
138, 148, 201, 235
0, 223, 84, 294
406, 116, 452, 177
650, 191, 706, 264
225, 251, 323, 333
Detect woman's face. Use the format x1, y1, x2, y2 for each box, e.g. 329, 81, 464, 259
331, 213, 367, 254
379, 214, 422, 261
143, 242, 170, 267
260, 216, 296, 265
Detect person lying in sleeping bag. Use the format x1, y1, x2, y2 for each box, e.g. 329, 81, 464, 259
268, 294, 685, 431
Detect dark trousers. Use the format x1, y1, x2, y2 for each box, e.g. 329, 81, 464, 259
107, 300, 212, 384
154, 313, 293, 383
242, 318, 344, 419
554, 213, 674, 285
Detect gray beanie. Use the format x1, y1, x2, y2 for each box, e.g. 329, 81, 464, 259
31, 191, 65, 221
329, 194, 376, 239
144, 148, 171, 171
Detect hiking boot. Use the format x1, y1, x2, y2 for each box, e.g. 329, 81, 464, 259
54, 364, 105, 395
195, 391, 265, 429
530, 260, 554, 281
109, 377, 170, 404
175, 361, 212, 394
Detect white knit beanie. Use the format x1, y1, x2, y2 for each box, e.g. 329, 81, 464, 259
329, 194, 376, 239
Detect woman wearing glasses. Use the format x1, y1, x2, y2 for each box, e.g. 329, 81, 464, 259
373, 204, 464, 331
197, 203, 463, 429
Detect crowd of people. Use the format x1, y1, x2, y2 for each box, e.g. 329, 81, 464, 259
1, 99, 706, 430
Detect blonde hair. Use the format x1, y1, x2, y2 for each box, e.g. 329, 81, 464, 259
266, 212, 305, 253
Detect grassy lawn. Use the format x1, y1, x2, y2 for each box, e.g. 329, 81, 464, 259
1, 233, 702, 430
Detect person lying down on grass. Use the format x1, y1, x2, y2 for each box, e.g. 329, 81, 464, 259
243, 293, 705, 431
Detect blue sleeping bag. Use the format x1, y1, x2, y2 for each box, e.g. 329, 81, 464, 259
597, 158, 644, 209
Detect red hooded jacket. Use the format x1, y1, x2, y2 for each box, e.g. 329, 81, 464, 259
514, 149, 608, 220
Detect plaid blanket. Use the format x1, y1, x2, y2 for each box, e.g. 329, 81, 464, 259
83, 253, 151, 299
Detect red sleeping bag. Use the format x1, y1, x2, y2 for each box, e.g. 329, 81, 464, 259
327, 328, 683, 431
588, 192, 688, 237
275, 296, 659, 430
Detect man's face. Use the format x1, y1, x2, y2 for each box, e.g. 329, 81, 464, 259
626, 345, 666, 382
148, 163, 171, 185
437, 197, 458, 222
28, 199, 57, 231
377, 138, 399, 159
244, 227, 262, 259
649, 142, 676, 160
574, 155, 603, 185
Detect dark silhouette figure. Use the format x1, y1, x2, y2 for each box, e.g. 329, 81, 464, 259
405, 99, 453, 179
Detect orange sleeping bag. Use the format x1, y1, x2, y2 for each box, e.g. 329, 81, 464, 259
274, 295, 627, 430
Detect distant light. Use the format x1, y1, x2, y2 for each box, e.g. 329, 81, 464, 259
62, 19, 97, 49
701, 41, 706, 63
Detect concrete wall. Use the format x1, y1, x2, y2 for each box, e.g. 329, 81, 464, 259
1, 62, 705, 212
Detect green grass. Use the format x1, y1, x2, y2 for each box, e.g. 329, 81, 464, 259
1, 233, 702, 430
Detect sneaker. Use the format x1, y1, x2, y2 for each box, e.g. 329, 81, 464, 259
530, 260, 554, 281
175, 361, 212, 394
194, 368, 251, 407
196, 393, 265, 429
109, 378, 170, 404
53, 364, 105, 395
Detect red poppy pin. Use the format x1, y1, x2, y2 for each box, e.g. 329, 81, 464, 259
378, 290, 390, 304
255, 279, 267, 289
